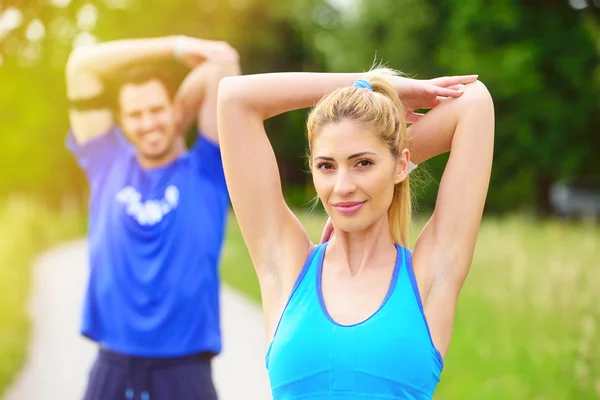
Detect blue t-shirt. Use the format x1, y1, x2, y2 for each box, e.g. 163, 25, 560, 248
67, 126, 229, 357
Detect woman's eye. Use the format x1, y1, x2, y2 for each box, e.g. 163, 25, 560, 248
317, 163, 334, 170
356, 160, 373, 168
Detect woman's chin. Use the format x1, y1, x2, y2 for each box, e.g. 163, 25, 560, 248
330, 219, 372, 236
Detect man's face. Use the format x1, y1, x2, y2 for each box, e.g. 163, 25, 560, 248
119, 79, 180, 165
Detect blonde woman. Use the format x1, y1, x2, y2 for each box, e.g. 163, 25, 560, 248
217, 69, 493, 399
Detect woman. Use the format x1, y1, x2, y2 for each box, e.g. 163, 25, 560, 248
217, 68, 494, 399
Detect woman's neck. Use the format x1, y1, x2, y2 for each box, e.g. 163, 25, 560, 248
327, 216, 396, 276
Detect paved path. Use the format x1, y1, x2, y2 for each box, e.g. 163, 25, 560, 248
3, 239, 272, 400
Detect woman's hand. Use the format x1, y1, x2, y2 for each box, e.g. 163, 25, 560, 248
320, 217, 335, 244
394, 75, 477, 122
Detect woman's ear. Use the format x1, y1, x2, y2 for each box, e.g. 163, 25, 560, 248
394, 148, 410, 184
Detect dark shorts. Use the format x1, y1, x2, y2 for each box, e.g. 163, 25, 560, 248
83, 348, 218, 400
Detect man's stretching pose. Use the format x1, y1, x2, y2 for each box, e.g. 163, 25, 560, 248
65, 35, 240, 400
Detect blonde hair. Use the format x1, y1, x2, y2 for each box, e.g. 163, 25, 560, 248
306, 68, 411, 246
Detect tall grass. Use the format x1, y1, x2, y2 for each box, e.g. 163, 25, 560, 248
0, 197, 85, 396
220, 211, 600, 399
1, 201, 597, 399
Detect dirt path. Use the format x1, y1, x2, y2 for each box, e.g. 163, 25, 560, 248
3, 239, 272, 400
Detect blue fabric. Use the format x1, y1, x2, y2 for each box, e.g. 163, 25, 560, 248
352, 79, 373, 92
67, 126, 229, 357
266, 243, 443, 400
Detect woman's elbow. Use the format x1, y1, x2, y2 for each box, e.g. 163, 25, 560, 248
463, 80, 494, 108
217, 76, 243, 106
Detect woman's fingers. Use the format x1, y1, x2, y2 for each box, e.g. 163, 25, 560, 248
447, 84, 465, 91
429, 85, 463, 98
319, 218, 335, 244
429, 75, 478, 88
434, 96, 450, 106
406, 112, 425, 123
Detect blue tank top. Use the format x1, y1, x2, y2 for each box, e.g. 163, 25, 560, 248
266, 243, 443, 399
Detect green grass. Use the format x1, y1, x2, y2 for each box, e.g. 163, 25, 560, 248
220, 211, 600, 400
0, 197, 86, 397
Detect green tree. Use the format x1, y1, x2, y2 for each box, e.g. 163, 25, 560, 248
435, 0, 600, 214
307, 0, 600, 214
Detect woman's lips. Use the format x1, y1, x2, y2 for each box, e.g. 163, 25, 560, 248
332, 201, 366, 215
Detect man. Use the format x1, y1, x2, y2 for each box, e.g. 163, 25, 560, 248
65, 35, 240, 400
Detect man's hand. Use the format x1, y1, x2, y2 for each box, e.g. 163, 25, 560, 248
176, 37, 239, 67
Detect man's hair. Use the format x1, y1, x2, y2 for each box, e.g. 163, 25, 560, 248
112, 64, 178, 111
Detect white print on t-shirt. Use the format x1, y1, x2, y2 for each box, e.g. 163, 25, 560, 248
116, 185, 179, 226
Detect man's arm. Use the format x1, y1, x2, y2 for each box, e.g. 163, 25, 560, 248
66, 37, 178, 144
172, 62, 240, 141
172, 38, 240, 143
66, 36, 239, 144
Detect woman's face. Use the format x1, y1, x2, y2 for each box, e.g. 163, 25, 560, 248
311, 119, 408, 235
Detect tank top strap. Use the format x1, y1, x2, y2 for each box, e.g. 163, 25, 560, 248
265, 243, 326, 367
289, 243, 326, 297
393, 245, 444, 368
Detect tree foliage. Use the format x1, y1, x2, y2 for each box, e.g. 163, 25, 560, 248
1, 0, 599, 214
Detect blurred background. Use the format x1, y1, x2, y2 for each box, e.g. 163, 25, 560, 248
0, 0, 599, 399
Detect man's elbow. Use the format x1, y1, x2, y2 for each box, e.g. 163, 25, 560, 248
208, 58, 241, 81
65, 47, 90, 76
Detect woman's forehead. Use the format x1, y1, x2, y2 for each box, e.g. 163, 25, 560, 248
312, 121, 386, 157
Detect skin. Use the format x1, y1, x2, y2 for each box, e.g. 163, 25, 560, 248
311, 119, 410, 324
217, 72, 493, 360
118, 80, 183, 168
66, 36, 240, 168
312, 120, 409, 248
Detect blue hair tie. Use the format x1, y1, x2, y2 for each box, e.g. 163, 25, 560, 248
352, 79, 373, 92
